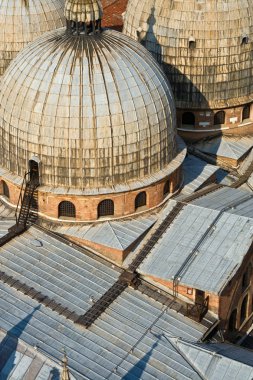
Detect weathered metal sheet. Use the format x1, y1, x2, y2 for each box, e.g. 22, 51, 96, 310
195, 136, 253, 160
182, 154, 219, 195
0, 226, 121, 314
0, 283, 207, 379
139, 202, 253, 294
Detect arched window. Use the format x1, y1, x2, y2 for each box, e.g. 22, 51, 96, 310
58, 201, 76, 219
135, 191, 147, 210
228, 309, 237, 331
182, 112, 195, 126
242, 35, 249, 45
242, 264, 252, 291
214, 111, 225, 125
29, 158, 40, 184
2, 181, 9, 199
242, 104, 251, 121
240, 294, 248, 325
163, 179, 170, 196
97, 199, 114, 218
188, 36, 196, 49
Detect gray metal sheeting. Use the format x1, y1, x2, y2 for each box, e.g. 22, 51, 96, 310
138, 202, 253, 293
51, 214, 157, 250
0, 282, 207, 380
0, 200, 15, 219
182, 154, 218, 195
192, 187, 253, 218
171, 338, 253, 380
0, 330, 68, 380
0, 226, 120, 315
194, 136, 253, 159
0, 220, 15, 238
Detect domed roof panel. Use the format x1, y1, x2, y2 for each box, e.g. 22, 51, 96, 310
0, 0, 65, 76
0, 28, 177, 189
123, 0, 253, 109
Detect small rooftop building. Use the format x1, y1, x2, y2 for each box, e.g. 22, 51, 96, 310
123, 0, 253, 140
137, 187, 253, 336
0, 0, 65, 77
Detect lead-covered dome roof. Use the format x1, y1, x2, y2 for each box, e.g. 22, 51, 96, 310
123, 0, 253, 109
0, 28, 177, 190
0, 0, 65, 76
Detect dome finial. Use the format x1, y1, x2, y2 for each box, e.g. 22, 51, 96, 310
64, 0, 103, 35
60, 350, 71, 380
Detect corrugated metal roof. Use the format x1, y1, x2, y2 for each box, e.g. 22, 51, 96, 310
138, 202, 253, 294
194, 136, 253, 160
0, 226, 121, 315
0, 282, 207, 380
0, 329, 73, 380
0, 199, 15, 219
191, 187, 253, 218
182, 154, 219, 195
51, 214, 157, 251
0, 220, 15, 238
171, 338, 253, 380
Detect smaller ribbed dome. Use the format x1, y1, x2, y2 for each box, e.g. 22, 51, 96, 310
123, 0, 253, 110
0, 0, 65, 77
65, 0, 102, 23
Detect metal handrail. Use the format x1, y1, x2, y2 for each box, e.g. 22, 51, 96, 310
15, 171, 30, 224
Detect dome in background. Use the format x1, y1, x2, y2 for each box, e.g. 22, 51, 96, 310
0, 27, 177, 190
123, 0, 253, 110
0, 0, 66, 77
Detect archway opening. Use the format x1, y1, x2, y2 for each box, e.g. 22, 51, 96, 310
228, 309, 237, 331
135, 192, 147, 210
163, 179, 170, 196
242, 104, 251, 121
29, 159, 40, 184
240, 294, 248, 325
214, 111, 225, 125
2, 181, 9, 199
182, 112, 195, 126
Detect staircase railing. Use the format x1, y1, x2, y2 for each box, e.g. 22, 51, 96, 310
15, 171, 39, 227
187, 296, 209, 322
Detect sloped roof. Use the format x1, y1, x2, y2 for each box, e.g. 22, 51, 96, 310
182, 154, 219, 195
51, 213, 156, 251
195, 136, 253, 160
138, 194, 253, 294
0, 282, 207, 380
0, 226, 121, 315
170, 337, 253, 380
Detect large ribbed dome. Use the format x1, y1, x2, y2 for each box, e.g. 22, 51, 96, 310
123, 0, 253, 109
0, 28, 177, 190
0, 0, 65, 76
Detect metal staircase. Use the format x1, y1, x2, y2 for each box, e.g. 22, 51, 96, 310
15, 171, 39, 228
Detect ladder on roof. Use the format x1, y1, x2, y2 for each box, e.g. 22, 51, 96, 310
15, 171, 39, 227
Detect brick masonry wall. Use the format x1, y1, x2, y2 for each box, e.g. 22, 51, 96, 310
0, 167, 181, 222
